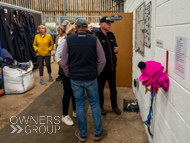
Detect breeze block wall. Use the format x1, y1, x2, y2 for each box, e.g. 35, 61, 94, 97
124, 0, 190, 142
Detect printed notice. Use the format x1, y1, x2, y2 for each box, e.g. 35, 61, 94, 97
174, 36, 187, 78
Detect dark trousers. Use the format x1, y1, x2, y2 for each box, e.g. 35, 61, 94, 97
61, 75, 76, 115
37, 56, 51, 76
98, 69, 117, 109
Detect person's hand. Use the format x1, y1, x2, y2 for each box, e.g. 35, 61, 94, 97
114, 47, 118, 54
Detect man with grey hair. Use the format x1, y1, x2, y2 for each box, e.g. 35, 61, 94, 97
95, 16, 121, 115
62, 17, 107, 142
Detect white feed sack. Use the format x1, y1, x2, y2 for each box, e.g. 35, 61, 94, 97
3, 61, 35, 94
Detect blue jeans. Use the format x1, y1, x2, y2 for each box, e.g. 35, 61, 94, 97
71, 78, 102, 137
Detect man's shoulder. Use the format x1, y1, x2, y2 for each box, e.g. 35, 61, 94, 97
95, 29, 114, 36
87, 33, 97, 39
95, 31, 103, 39
107, 31, 114, 37
95, 29, 101, 35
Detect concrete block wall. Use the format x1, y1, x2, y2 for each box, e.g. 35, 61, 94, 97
124, 0, 190, 143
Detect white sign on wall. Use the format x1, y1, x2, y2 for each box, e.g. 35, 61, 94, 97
174, 36, 187, 78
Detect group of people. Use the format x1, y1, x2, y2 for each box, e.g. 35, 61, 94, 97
32, 16, 121, 142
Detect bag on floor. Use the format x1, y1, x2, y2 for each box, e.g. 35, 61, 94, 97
3, 61, 35, 94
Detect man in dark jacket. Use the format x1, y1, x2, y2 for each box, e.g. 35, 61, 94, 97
95, 16, 121, 115
62, 18, 107, 142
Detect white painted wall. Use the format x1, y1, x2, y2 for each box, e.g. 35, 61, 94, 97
124, 0, 190, 143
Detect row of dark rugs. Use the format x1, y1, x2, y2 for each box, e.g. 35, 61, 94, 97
0, 7, 37, 65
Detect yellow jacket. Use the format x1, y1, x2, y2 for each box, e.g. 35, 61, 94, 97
33, 33, 54, 56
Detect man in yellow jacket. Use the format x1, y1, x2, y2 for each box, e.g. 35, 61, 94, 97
33, 25, 54, 85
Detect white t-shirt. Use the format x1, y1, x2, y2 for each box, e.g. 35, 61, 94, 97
58, 36, 65, 45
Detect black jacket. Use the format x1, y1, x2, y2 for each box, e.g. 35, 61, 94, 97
95, 29, 118, 70
86, 30, 93, 34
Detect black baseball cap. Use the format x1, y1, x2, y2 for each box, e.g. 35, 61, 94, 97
100, 16, 114, 23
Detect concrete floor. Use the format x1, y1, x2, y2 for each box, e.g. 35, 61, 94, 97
83, 87, 149, 143
0, 62, 59, 130
0, 62, 148, 143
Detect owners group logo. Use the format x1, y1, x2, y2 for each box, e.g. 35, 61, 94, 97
10, 116, 61, 134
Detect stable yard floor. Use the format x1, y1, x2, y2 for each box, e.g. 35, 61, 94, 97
0, 62, 148, 143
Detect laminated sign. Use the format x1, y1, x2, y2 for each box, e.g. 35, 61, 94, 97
175, 36, 187, 78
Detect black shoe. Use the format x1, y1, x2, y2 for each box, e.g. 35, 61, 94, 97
101, 108, 106, 115
56, 75, 61, 81
94, 129, 107, 141
113, 107, 121, 115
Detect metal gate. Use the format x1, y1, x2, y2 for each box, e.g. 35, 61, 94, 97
42, 15, 101, 35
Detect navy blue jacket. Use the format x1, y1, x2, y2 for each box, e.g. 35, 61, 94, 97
66, 32, 98, 81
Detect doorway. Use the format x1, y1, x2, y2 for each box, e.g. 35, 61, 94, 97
101, 13, 133, 87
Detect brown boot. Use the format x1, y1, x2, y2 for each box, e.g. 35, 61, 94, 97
113, 106, 121, 115
75, 130, 86, 142
94, 129, 107, 141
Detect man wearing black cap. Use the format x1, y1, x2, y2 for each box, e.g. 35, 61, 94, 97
95, 16, 121, 115
62, 18, 107, 142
